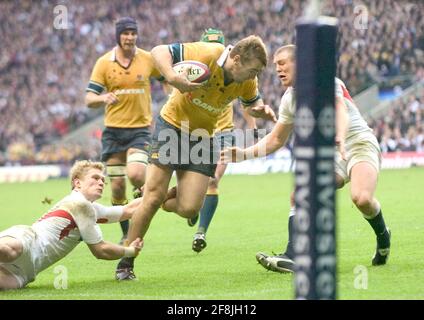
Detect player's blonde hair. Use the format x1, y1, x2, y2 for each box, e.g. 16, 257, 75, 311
70, 160, 104, 189
274, 44, 296, 61
231, 35, 268, 68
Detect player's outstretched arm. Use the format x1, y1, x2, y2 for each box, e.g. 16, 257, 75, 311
87, 238, 143, 260
120, 198, 143, 221
221, 122, 292, 163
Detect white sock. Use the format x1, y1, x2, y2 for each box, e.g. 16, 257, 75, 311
362, 199, 381, 220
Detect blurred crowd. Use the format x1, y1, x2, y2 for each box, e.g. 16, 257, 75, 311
369, 88, 424, 153
1, 0, 423, 166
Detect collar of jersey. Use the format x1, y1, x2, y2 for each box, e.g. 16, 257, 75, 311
71, 190, 90, 202
109, 46, 140, 62
217, 45, 234, 86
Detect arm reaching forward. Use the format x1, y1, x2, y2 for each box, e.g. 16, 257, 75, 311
221, 121, 293, 163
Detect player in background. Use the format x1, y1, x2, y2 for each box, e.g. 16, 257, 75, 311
85, 17, 163, 244
0, 160, 142, 290
221, 45, 391, 273
188, 28, 259, 253
115, 35, 277, 280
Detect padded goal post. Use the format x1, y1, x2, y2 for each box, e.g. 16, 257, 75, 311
294, 16, 338, 300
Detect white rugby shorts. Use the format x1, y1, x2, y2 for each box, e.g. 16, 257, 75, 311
0, 225, 38, 288
335, 131, 381, 184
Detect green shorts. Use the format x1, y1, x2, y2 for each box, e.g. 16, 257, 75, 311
149, 116, 219, 177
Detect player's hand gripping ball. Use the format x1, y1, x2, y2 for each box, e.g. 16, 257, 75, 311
172, 60, 211, 84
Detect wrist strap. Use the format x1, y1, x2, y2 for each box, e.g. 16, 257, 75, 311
123, 246, 136, 258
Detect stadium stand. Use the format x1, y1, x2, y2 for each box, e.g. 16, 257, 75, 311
368, 85, 424, 153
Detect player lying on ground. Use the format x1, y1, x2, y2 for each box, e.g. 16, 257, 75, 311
0, 160, 142, 290
221, 45, 391, 273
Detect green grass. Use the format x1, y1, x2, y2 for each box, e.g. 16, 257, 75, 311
0, 168, 423, 300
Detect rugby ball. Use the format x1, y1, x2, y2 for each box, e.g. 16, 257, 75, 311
172, 60, 211, 83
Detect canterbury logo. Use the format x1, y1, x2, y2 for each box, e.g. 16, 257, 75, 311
192, 98, 221, 114
150, 152, 159, 159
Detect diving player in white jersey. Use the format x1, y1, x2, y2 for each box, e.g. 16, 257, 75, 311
221, 45, 391, 273
0, 160, 143, 290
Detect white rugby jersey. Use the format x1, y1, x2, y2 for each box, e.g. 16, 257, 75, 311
30, 190, 123, 275
278, 78, 371, 139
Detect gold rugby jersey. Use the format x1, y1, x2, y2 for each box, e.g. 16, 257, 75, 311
87, 47, 162, 128
215, 103, 234, 132
160, 42, 260, 136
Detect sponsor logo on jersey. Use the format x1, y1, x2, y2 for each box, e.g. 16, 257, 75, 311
114, 88, 145, 95
191, 98, 222, 114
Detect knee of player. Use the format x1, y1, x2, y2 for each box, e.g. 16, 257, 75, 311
0, 243, 21, 263
127, 170, 145, 186
351, 191, 373, 209
178, 207, 199, 219
145, 192, 167, 211
127, 151, 148, 184
176, 200, 201, 218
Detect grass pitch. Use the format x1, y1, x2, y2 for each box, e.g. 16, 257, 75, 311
0, 168, 423, 300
